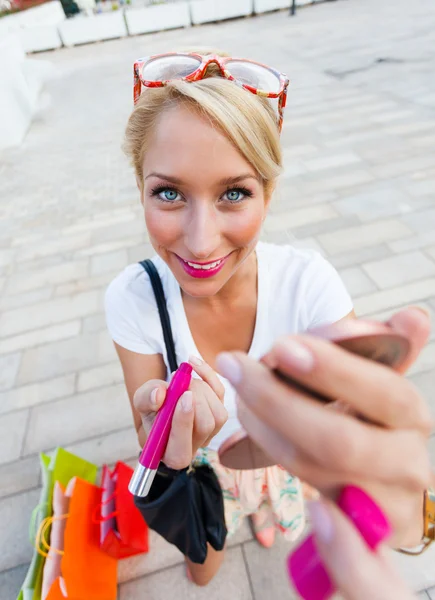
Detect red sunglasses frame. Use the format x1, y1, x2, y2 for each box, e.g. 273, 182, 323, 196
133, 52, 289, 132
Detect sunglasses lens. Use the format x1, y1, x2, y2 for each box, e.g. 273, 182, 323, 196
141, 55, 201, 82
226, 60, 281, 94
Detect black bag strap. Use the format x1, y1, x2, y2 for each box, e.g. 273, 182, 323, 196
139, 259, 178, 374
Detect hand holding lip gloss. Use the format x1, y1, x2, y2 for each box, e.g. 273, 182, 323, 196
129, 363, 193, 498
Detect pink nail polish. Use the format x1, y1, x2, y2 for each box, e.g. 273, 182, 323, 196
287, 486, 391, 600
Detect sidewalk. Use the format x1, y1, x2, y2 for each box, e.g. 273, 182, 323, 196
1, 0, 435, 597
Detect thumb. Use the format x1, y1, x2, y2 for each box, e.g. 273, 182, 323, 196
307, 500, 413, 600
386, 306, 431, 374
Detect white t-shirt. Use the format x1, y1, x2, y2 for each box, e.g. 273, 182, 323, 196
105, 242, 353, 451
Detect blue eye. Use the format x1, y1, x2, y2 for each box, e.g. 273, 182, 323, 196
223, 188, 252, 203
151, 186, 181, 202
160, 189, 179, 202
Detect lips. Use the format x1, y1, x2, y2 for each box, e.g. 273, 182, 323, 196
175, 254, 229, 279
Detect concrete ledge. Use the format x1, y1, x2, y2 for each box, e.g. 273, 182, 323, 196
253, 0, 290, 12
189, 0, 252, 25
58, 11, 127, 46
19, 25, 63, 52
125, 1, 190, 35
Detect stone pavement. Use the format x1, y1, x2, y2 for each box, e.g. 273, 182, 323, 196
1, 0, 435, 597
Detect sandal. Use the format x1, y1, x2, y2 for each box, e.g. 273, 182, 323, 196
250, 506, 275, 549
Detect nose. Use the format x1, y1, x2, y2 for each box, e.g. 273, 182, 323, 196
184, 203, 220, 260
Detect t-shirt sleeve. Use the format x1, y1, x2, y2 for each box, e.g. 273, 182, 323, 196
302, 254, 353, 329
104, 270, 162, 355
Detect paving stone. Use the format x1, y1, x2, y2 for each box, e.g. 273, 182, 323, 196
0, 353, 21, 392
292, 214, 361, 239
401, 208, 435, 235
332, 186, 418, 222
23, 384, 131, 455
65, 426, 139, 467
362, 251, 435, 290
0, 321, 81, 356
17, 330, 115, 385
15, 232, 91, 263
409, 370, 435, 420
118, 530, 184, 584
318, 220, 413, 256
389, 231, 435, 254
355, 279, 435, 316
77, 361, 123, 392
0, 409, 29, 464
0, 374, 75, 415
0, 488, 40, 571
337, 266, 378, 297
407, 343, 435, 377
265, 204, 338, 232
81, 313, 108, 334
0, 291, 100, 338
298, 169, 374, 195
303, 151, 362, 172
5, 259, 89, 295
391, 543, 435, 593
329, 244, 393, 270
54, 272, 117, 296
0, 456, 40, 499
0, 564, 30, 600
243, 536, 299, 600
0, 286, 53, 312
119, 546, 252, 600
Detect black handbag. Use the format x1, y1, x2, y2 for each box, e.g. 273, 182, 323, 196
133, 259, 227, 564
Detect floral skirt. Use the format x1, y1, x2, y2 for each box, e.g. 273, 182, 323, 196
195, 448, 306, 541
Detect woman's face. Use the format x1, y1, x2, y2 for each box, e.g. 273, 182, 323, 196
141, 104, 271, 298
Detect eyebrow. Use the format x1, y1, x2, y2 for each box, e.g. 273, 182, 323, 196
145, 172, 260, 185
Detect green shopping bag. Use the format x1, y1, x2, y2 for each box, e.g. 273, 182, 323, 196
17, 448, 98, 600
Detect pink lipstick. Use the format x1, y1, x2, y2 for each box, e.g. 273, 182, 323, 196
176, 254, 229, 279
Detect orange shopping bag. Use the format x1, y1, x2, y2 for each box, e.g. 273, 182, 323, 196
45, 477, 117, 600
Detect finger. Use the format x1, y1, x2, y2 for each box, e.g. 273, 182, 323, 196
190, 380, 228, 448
262, 335, 432, 434
163, 391, 195, 470
189, 356, 225, 401
219, 355, 432, 489
306, 500, 414, 600
190, 382, 217, 448
387, 307, 431, 374
237, 397, 425, 538
133, 380, 169, 430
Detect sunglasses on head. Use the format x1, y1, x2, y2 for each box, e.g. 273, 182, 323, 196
133, 52, 289, 132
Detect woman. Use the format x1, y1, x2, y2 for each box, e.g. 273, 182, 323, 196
105, 50, 433, 586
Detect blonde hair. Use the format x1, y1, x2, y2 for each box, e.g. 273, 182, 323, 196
124, 50, 282, 198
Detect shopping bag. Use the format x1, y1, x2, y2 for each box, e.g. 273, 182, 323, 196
45, 477, 117, 600
17, 448, 98, 600
97, 461, 149, 559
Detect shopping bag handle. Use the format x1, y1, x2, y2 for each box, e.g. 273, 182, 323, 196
35, 514, 69, 558
29, 502, 49, 545
92, 491, 119, 524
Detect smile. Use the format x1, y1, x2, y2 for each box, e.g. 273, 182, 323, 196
176, 254, 230, 279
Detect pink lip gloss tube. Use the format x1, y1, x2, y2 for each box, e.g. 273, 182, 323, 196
287, 486, 392, 600
128, 362, 193, 497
